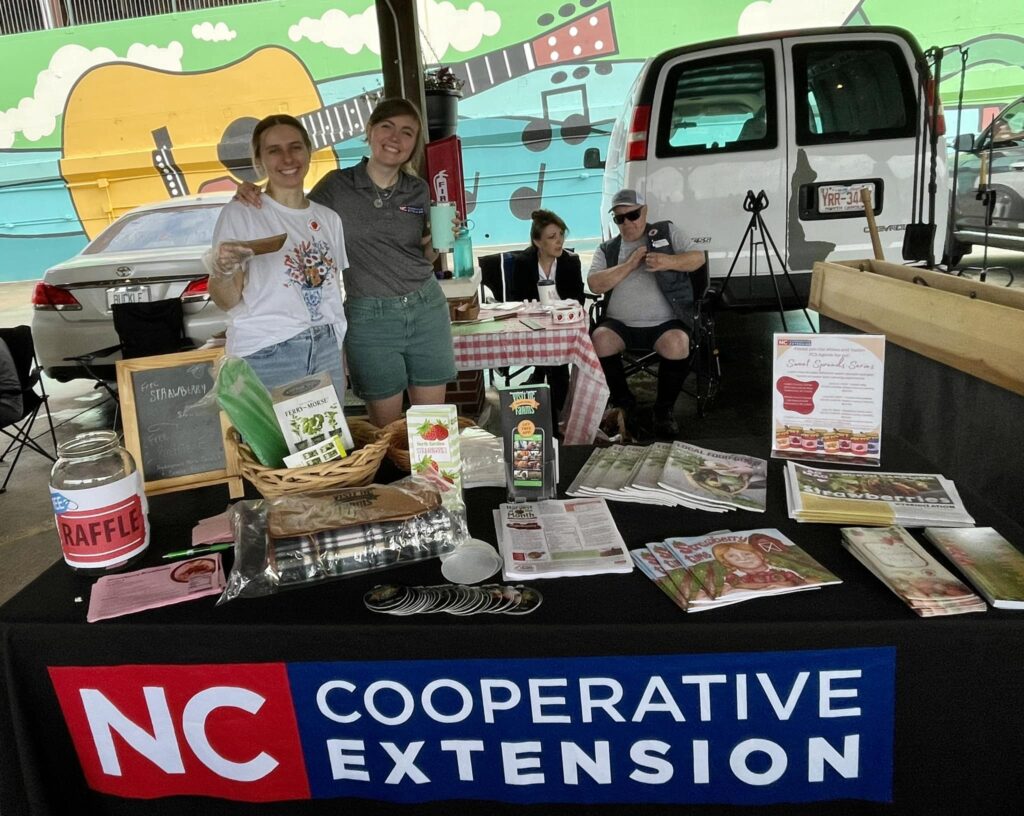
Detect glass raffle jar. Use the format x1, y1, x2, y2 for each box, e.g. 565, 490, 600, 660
49, 431, 149, 574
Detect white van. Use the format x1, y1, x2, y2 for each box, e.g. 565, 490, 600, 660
588, 26, 948, 307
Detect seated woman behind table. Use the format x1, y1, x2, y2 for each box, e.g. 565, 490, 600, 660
508, 209, 584, 429
208, 114, 348, 399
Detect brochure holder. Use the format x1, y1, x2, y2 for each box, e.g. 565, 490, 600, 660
498, 384, 557, 502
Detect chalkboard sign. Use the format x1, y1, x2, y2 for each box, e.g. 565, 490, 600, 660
116, 348, 242, 497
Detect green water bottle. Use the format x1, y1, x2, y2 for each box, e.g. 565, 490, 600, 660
453, 225, 474, 278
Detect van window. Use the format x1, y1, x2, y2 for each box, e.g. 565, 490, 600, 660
655, 50, 777, 157
794, 41, 917, 145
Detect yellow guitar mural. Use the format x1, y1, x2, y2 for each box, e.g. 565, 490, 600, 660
59, 4, 618, 240
60, 47, 342, 239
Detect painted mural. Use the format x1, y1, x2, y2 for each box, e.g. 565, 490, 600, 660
0, 0, 1021, 282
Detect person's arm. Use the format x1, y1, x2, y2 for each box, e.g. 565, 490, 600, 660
207, 242, 251, 310
421, 232, 439, 264
646, 249, 705, 272
587, 245, 647, 294
206, 204, 253, 310
646, 221, 705, 273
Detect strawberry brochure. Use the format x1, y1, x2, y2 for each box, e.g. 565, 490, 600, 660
406, 405, 464, 512
923, 527, 1024, 610
840, 526, 985, 617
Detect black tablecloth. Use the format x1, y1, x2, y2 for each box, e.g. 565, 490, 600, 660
2, 436, 1023, 815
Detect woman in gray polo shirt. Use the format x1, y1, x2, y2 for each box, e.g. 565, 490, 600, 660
236, 98, 457, 427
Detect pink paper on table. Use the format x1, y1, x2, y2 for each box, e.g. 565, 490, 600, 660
86, 555, 226, 623
191, 510, 234, 547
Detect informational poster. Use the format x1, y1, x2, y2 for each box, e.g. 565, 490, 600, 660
771, 333, 885, 466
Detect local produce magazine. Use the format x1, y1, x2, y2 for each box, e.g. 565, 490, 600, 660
568, 442, 767, 512
658, 442, 768, 512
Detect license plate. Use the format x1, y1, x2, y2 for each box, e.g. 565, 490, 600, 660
106, 285, 150, 310
818, 183, 875, 214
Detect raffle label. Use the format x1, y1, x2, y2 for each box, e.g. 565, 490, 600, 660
51, 472, 149, 568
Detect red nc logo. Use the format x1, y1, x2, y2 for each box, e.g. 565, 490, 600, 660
48, 663, 310, 802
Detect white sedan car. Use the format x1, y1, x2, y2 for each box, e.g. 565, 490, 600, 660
32, 193, 232, 382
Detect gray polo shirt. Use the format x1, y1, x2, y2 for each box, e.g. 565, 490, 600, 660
309, 158, 434, 298
587, 221, 694, 327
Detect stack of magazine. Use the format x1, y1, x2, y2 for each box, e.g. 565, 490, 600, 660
493, 497, 633, 580
569, 442, 768, 513
840, 526, 986, 616
785, 462, 974, 527
923, 527, 1024, 610
630, 528, 840, 613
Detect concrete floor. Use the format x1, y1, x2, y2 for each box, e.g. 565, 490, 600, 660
1, 247, 1021, 606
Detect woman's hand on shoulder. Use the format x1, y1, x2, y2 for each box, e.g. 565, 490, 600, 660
233, 181, 264, 208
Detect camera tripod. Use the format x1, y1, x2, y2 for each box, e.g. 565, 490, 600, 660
717, 189, 816, 332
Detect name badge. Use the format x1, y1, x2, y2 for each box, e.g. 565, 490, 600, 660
651, 238, 670, 248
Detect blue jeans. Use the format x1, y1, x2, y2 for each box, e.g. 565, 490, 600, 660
243, 324, 346, 399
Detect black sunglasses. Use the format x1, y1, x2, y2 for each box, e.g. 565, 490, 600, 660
613, 208, 643, 225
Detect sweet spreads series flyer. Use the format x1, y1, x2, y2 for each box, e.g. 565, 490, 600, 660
771, 334, 885, 465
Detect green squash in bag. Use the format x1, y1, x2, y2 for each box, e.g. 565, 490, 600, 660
215, 357, 289, 468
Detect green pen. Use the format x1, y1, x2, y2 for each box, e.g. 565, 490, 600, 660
161, 543, 233, 560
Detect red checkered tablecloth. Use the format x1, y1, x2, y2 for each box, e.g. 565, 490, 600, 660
452, 313, 609, 445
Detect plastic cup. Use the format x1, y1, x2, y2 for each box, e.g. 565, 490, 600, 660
441, 538, 503, 584
537, 279, 557, 306
430, 202, 457, 252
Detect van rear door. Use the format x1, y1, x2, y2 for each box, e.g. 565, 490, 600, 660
645, 42, 788, 304
784, 29, 938, 270
631, 27, 941, 307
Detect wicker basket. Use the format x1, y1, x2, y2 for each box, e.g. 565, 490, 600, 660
383, 415, 477, 471
226, 417, 389, 498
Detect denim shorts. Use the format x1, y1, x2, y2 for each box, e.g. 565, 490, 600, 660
243, 324, 346, 399
344, 277, 457, 401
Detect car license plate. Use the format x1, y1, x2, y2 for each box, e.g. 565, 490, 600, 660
106, 285, 151, 310
818, 183, 875, 214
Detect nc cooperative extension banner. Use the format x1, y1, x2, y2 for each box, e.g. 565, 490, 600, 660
49, 647, 895, 806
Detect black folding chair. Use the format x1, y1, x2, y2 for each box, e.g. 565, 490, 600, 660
69, 299, 195, 389
0, 325, 58, 494
478, 251, 515, 303
66, 299, 196, 424
477, 251, 533, 386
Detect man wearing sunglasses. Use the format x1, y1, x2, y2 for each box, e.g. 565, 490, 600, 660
587, 189, 706, 438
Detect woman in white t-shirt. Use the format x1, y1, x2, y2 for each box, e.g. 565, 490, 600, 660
209, 114, 349, 398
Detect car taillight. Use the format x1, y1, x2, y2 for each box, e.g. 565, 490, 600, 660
32, 282, 82, 311
181, 276, 210, 302
626, 104, 651, 162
